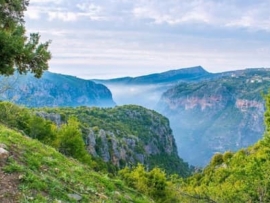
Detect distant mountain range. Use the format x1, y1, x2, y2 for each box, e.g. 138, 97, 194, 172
94, 66, 270, 166
0, 71, 115, 107
94, 66, 213, 85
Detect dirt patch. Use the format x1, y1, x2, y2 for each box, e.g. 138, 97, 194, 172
0, 167, 20, 203
0, 145, 21, 203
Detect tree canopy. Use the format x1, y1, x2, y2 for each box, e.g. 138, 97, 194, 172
0, 0, 51, 78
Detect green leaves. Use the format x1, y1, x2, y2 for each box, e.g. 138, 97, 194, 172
56, 117, 93, 166
119, 164, 172, 202
0, 0, 51, 77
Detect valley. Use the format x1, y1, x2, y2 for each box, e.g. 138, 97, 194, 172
94, 67, 270, 166
1, 67, 270, 202
2, 1, 270, 201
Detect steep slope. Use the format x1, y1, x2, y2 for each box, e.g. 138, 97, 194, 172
0, 125, 152, 203
0, 71, 115, 107
157, 68, 270, 166
37, 105, 191, 176
178, 93, 270, 202
178, 140, 270, 202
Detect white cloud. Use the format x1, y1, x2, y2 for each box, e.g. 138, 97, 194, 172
48, 12, 78, 22
133, 0, 211, 25
24, 0, 270, 78
26, 0, 270, 31
25, 6, 41, 19
30, 0, 63, 3
131, 0, 270, 31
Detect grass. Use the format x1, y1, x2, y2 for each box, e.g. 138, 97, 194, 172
0, 124, 153, 203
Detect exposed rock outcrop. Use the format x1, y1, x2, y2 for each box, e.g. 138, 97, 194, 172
0, 144, 9, 165
158, 69, 270, 166
37, 105, 190, 176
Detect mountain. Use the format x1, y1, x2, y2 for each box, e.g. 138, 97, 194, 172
93, 66, 213, 109
36, 105, 191, 176
93, 66, 270, 166
94, 66, 212, 85
0, 71, 115, 107
178, 94, 270, 202
157, 68, 270, 166
0, 100, 191, 202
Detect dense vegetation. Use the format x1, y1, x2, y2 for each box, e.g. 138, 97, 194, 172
0, 101, 191, 176
36, 104, 191, 176
2, 91, 270, 202
2, 2, 270, 201
0, 101, 185, 202
0, 0, 51, 77
0, 125, 152, 202
173, 92, 270, 202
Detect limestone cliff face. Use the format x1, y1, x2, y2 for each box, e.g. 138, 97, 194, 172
83, 106, 184, 174
86, 129, 144, 167
37, 105, 190, 176
85, 115, 177, 168
158, 69, 270, 166
0, 72, 115, 107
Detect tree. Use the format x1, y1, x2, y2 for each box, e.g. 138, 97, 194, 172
0, 0, 51, 78
57, 117, 92, 164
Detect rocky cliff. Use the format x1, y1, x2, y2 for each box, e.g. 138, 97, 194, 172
0, 71, 115, 107
158, 68, 270, 166
38, 105, 190, 176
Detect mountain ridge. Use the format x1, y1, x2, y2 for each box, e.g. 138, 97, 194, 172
157, 68, 270, 165
93, 66, 212, 85
91, 66, 270, 166
0, 71, 116, 107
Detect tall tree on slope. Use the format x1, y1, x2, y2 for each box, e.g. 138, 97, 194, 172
0, 0, 51, 78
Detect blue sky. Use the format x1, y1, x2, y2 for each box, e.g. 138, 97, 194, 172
25, 0, 270, 79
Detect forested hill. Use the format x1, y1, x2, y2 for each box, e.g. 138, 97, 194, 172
0, 71, 115, 107
2, 94, 270, 202
37, 104, 191, 176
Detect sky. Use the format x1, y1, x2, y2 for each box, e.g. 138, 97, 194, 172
24, 0, 270, 79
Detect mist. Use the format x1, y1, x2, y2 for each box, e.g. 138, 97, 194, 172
103, 83, 171, 110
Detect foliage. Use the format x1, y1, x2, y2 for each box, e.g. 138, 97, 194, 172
38, 105, 191, 176
175, 92, 270, 202
57, 117, 92, 164
0, 101, 92, 166
119, 164, 178, 202
0, 0, 51, 77
0, 125, 152, 202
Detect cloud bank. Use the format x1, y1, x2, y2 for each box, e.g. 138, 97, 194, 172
24, 0, 270, 79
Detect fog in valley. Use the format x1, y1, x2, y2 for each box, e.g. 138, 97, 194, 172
103, 84, 171, 110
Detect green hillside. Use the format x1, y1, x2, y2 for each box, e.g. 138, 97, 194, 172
0, 125, 152, 203
175, 93, 270, 202
0, 102, 188, 203
2, 93, 270, 202
34, 105, 190, 176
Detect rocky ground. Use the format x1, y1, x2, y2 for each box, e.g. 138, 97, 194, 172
0, 144, 20, 203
